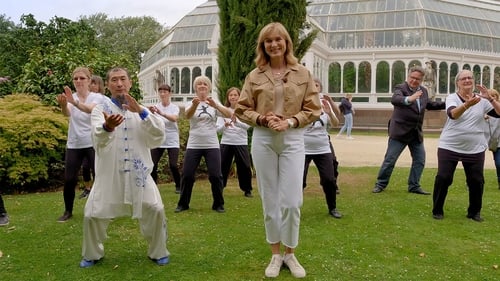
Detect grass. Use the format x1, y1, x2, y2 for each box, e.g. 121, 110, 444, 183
1, 166, 499, 281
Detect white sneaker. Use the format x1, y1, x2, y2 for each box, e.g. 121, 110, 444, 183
284, 254, 306, 278
347, 136, 354, 140
265, 254, 283, 278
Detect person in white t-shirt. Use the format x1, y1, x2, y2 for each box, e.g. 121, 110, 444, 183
216, 87, 253, 197
432, 71, 500, 222
175, 76, 232, 213
149, 84, 181, 193
55, 67, 103, 222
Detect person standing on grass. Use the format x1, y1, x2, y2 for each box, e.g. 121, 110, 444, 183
372, 66, 445, 195
80, 67, 169, 268
432, 72, 500, 222
217, 87, 254, 198
310, 78, 341, 194
302, 91, 342, 219
0, 194, 9, 226
336, 93, 354, 139
235, 22, 321, 279
148, 83, 181, 194
56, 67, 103, 222
79, 75, 107, 200
484, 89, 500, 190
175, 75, 232, 213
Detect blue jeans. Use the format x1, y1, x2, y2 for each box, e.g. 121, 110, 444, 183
493, 150, 500, 182
338, 113, 353, 137
375, 138, 425, 191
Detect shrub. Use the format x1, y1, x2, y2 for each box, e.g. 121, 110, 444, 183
0, 94, 67, 192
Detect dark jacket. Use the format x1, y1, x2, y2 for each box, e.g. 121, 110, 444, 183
388, 82, 445, 143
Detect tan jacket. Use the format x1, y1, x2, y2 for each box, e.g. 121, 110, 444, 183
235, 64, 321, 127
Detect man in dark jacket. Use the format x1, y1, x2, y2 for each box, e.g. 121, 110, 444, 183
372, 66, 445, 195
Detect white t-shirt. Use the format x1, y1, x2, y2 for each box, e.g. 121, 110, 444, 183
66, 92, 103, 149
217, 108, 250, 146
304, 113, 331, 155
438, 93, 493, 154
155, 102, 180, 148
185, 101, 222, 149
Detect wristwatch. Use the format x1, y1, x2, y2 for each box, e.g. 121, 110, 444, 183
287, 118, 295, 128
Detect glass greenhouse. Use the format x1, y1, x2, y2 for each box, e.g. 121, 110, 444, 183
138, 0, 500, 108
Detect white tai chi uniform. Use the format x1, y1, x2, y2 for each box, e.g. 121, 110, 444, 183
82, 98, 169, 261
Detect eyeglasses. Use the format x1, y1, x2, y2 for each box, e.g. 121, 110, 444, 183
73, 77, 87, 81
459, 76, 473, 81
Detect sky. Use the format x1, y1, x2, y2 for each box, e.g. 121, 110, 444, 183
2, 0, 208, 27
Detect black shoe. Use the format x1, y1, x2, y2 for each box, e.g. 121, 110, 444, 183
0, 213, 9, 226
466, 213, 483, 222
57, 211, 72, 222
372, 186, 384, 193
409, 188, 431, 195
79, 189, 91, 199
329, 209, 342, 219
175, 187, 181, 194
174, 206, 189, 213
213, 206, 225, 213
336, 189, 340, 195
432, 213, 444, 220
244, 191, 253, 198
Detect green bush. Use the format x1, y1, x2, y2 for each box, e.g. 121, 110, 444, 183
0, 94, 67, 192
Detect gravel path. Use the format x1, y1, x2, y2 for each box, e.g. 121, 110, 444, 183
332, 134, 495, 169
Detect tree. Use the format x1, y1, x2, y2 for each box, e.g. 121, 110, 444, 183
82, 14, 165, 66
216, 0, 318, 101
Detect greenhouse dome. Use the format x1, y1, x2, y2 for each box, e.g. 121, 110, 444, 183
138, 0, 500, 116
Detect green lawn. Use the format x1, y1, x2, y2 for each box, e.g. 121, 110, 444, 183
1, 166, 499, 280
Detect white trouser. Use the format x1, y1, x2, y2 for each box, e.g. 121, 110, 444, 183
82, 202, 169, 260
251, 127, 305, 248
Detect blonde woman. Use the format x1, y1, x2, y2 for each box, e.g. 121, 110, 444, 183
175, 76, 232, 213
235, 22, 321, 278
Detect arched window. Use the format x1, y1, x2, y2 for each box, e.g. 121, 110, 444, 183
181, 67, 191, 94
205, 67, 213, 81
192, 67, 202, 81
473, 65, 481, 84
358, 61, 371, 93
392, 61, 405, 88
494, 67, 500, 93
328, 62, 341, 93
409, 60, 421, 67
343, 62, 356, 93
438, 62, 448, 94
482, 66, 490, 88
170, 68, 180, 94
450, 63, 459, 93
376, 61, 390, 93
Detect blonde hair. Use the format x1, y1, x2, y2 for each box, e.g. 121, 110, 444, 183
72, 67, 91, 79
488, 88, 500, 101
254, 22, 298, 68
193, 75, 212, 92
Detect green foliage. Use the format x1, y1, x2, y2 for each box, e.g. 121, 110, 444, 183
0, 94, 67, 191
216, 0, 317, 102
0, 13, 165, 103
1, 167, 499, 280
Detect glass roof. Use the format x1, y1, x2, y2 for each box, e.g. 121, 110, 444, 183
140, 0, 500, 70
307, 0, 500, 52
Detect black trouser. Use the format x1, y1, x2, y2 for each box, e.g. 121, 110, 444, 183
303, 153, 338, 211
64, 147, 95, 213
81, 157, 94, 183
432, 148, 485, 217
177, 148, 224, 209
0, 194, 6, 214
150, 147, 181, 188
220, 144, 253, 193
